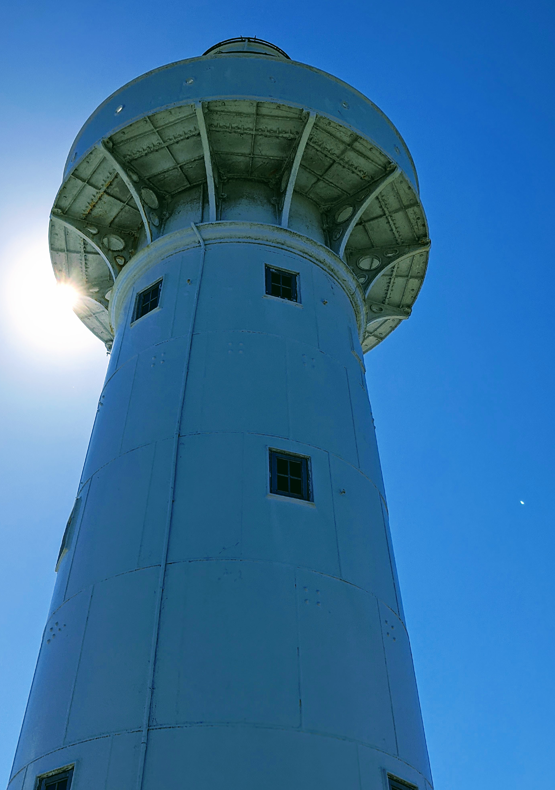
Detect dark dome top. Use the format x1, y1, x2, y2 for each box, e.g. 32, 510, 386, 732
203, 37, 290, 59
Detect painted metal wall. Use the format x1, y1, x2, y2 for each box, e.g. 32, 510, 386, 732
10, 40, 433, 790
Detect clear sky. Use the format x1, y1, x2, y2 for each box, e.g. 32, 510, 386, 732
1, 1, 554, 788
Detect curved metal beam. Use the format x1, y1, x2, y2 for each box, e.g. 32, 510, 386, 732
346, 242, 431, 297
281, 111, 316, 228
51, 214, 120, 281
366, 301, 411, 327
339, 167, 400, 259
195, 102, 217, 222
328, 167, 400, 260
99, 141, 161, 244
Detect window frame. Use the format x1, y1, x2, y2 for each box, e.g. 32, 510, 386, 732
264, 264, 300, 303
132, 278, 163, 323
269, 449, 312, 502
388, 775, 418, 790
36, 766, 74, 790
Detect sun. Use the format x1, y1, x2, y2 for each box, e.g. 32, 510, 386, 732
54, 282, 80, 309
3, 235, 100, 355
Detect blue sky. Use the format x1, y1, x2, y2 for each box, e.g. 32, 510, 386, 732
1, 1, 554, 787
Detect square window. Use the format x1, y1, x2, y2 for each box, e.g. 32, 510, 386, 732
37, 768, 74, 790
133, 279, 162, 322
265, 265, 298, 302
269, 450, 311, 501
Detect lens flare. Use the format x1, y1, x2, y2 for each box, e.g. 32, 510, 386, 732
3, 235, 99, 354
54, 283, 80, 309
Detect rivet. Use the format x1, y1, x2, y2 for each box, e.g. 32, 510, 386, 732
341, 100, 349, 109
115, 104, 124, 114
186, 78, 195, 85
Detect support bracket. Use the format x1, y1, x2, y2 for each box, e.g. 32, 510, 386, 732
50, 213, 138, 281
345, 241, 430, 295
195, 102, 218, 222
366, 301, 411, 327
99, 141, 164, 244
327, 167, 401, 260
280, 111, 316, 228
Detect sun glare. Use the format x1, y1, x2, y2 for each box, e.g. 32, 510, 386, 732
4, 236, 101, 354
56, 283, 80, 309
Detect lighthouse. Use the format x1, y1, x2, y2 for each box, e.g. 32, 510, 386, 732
9, 38, 432, 790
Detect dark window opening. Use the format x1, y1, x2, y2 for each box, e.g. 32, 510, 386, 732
133, 280, 162, 321
269, 450, 311, 501
55, 497, 81, 572
37, 767, 74, 790
265, 266, 298, 302
388, 776, 417, 790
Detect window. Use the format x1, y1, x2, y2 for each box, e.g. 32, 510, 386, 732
265, 265, 298, 302
37, 767, 73, 790
55, 497, 81, 572
388, 776, 417, 790
269, 450, 311, 501
133, 279, 162, 321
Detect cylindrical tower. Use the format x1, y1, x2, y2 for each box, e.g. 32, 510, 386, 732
10, 39, 432, 790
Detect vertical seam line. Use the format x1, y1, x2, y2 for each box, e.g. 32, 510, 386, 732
380, 498, 402, 619
294, 568, 303, 730
344, 366, 360, 468
377, 596, 399, 756
63, 585, 94, 744
135, 223, 207, 790
136, 443, 158, 569
327, 451, 343, 578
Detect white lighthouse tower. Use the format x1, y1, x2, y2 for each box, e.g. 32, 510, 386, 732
9, 38, 432, 790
